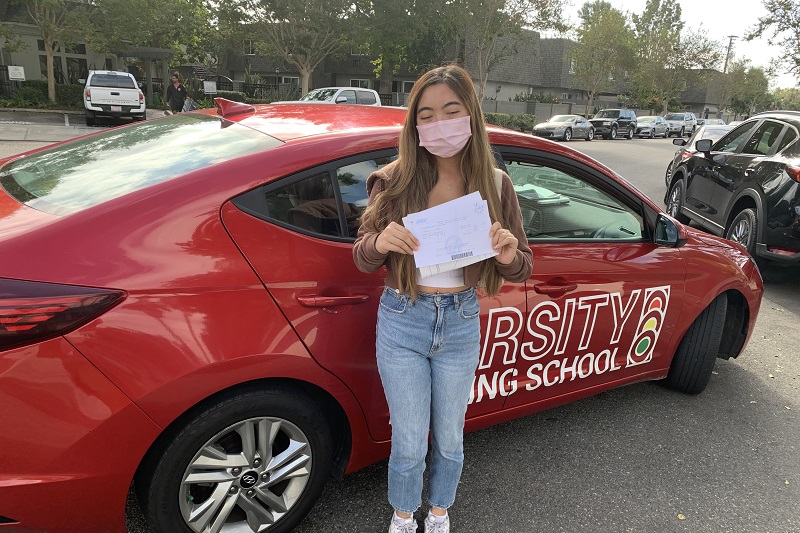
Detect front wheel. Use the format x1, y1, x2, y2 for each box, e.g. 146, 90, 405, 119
666, 179, 691, 224
563, 128, 572, 141
138, 385, 334, 533
665, 293, 728, 394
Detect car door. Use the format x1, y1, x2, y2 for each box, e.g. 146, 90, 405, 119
575, 117, 589, 137
707, 119, 789, 228
683, 121, 759, 223
494, 148, 686, 411
223, 149, 525, 441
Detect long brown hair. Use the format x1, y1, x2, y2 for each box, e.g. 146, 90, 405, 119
361, 64, 506, 298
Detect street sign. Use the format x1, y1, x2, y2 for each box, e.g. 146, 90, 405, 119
203, 80, 217, 94
8, 66, 25, 81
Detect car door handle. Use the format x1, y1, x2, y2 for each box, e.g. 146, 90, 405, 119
744, 168, 754, 177
534, 278, 578, 296
297, 295, 369, 307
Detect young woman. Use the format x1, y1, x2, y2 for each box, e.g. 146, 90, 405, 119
353, 64, 533, 533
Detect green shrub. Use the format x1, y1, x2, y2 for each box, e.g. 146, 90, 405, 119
12, 86, 47, 106
21, 79, 48, 100
213, 90, 247, 103
484, 112, 536, 133
56, 84, 83, 108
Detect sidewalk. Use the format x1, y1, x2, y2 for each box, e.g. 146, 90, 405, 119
0, 107, 163, 142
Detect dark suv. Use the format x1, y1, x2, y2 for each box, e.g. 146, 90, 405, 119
589, 108, 637, 140
664, 110, 800, 268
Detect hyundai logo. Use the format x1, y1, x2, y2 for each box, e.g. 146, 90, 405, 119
240, 470, 259, 488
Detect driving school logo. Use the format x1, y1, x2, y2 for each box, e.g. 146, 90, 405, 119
469, 285, 671, 404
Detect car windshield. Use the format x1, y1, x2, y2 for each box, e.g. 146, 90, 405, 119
638, 117, 656, 123
0, 113, 281, 216
300, 89, 337, 102
664, 113, 685, 120
594, 110, 619, 118
89, 74, 136, 89
549, 115, 574, 122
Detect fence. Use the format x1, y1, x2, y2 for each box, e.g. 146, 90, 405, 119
0, 66, 22, 98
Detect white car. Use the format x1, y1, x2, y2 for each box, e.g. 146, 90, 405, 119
81, 70, 146, 126
276, 87, 382, 106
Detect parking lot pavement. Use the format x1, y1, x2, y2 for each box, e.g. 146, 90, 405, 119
0, 107, 163, 143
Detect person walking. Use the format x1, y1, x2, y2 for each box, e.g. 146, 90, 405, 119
165, 72, 187, 114
352, 64, 532, 533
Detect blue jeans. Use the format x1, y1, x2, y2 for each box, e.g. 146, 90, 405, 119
376, 286, 481, 513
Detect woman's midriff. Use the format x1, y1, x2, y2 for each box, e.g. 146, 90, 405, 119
417, 285, 470, 294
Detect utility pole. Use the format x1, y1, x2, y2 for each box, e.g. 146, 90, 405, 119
723, 35, 738, 73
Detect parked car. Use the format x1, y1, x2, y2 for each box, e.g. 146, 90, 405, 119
664, 110, 800, 268
728, 120, 744, 126
80, 70, 146, 126
0, 100, 763, 533
664, 111, 698, 137
636, 115, 670, 138
705, 118, 727, 125
589, 108, 637, 139
276, 86, 381, 106
532, 114, 594, 141
664, 124, 734, 186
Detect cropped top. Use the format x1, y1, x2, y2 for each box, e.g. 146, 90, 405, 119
352, 161, 532, 290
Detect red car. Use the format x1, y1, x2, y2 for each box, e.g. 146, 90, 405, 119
0, 101, 763, 533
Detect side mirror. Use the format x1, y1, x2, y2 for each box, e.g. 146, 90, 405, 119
672, 138, 686, 146
655, 214, 688, 248
335, 96, 348, 104
78, 78, 86, 85
695, 139, 713, 153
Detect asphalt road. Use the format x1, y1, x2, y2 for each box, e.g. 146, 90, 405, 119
2, 131, 797, 533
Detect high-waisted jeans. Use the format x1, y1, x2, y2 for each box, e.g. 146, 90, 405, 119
376, 286, 480, 513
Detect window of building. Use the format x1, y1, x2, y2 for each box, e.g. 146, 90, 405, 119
64, 43, 87, 55
66, 57, 88, 84
37, 40, 61, 53
351, 79, 369, 89
281, 76, 299, 86
244, 40, 255, 55
39, 55, 65, 83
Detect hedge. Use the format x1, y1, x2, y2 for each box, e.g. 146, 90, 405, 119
484, 112, 536, 134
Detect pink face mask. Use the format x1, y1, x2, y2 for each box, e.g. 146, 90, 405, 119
416, 115, 472, 158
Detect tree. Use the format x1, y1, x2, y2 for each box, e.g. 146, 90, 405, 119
456, 0, 567, 101
201, 0, 253, 77
569, 1, 634, 115
747, 0, 800, 85
730, 64, 772, 116
772, 87, 800, 110
21, 0, 85, 102
251, 0, 359, 95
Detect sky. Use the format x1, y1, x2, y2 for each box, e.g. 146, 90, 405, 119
567, 0, 797, 89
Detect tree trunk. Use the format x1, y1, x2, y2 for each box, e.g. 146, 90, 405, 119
379, 59, 394, 95
298, 65, 312, 95
45, 40, 56, 102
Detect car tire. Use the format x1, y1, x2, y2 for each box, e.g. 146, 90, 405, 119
649, 129, 655, 139
666, 179, 691, 224
725, 208, 765, 270
585, 128, 594, 141
563, 128, 572, 141
137, 385, 334, 533
665, 162, 673, 187
680, 127, 685, 137
85, 110, 95, 127
626, 126, 635, 139
609, 126, 618, 140
665, 293, 727, 394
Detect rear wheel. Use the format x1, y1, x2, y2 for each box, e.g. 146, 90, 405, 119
585, 128, 594, 141
626, 126, 635, 139
665, 293, 727, 394
725, 208, 765, 270
85, 110, 95, 126
138, 385, 334, 533
609, 126, 618, 140
563, 128, 572, 141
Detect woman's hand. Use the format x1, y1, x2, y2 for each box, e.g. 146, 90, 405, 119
490, 221, 518, 265
375, 221, 420, 255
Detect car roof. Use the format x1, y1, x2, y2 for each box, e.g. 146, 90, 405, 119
211, 103, 407, 141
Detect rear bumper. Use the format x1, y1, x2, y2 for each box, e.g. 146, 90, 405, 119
0, 338, 161, 533
85, 102, 146, 118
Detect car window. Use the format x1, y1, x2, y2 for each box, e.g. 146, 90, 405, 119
504, 160, 644, 241
233, 151, 396, 239
300, 88, 337, 102
595, 110, 620, 118
0, 113, 279, 216
89, 73, 137, 89
742, 120, 785, 155
713, 122, 758, 153
338, 90, 357, 104
357, 90, 377, 105
775, 127, 798, 153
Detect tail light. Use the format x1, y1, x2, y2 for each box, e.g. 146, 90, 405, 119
0, 278, 125, 352
139, 92, 144, 103
85, 88, 91, 101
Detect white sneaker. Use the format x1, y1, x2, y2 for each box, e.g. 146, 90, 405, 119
424, 512, 450, 533
389, 514, 418, 533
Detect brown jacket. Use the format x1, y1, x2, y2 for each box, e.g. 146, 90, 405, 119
352, 162, 533, 289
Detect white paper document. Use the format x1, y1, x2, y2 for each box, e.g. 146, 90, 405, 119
402, 191, 498, 278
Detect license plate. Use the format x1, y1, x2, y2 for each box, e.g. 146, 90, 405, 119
111, 105, 122, 112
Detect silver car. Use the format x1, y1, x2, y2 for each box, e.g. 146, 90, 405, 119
533, 114, 594, 141
636, 116, 669, 138
664, 112, 698, 137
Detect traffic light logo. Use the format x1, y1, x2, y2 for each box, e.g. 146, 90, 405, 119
627, 286, 670, 366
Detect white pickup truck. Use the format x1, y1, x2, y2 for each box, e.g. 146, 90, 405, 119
82, 70, 146, 126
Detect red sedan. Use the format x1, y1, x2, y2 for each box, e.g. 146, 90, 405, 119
0, 101, 763, 533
